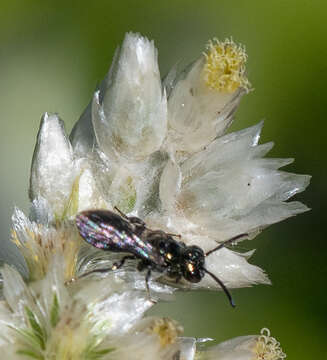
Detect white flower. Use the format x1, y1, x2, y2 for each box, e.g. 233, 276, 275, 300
0, 260, 181, 359
11, 207, 81, 282
1, 30, 299, 359
27, 32, 310, 294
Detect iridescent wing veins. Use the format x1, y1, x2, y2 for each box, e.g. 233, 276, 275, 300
76, 210, 165, 266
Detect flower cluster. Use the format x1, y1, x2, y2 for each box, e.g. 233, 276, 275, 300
0, 32, 309, 359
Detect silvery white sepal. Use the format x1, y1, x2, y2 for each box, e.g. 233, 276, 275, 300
29, 196, 54, 225
75, 274, 154, 336
159, 159, 182, 214
74, 158, 110, 213
167, 58, 245, 155
163, 122, 310, 240
70, 100, 95, 157
203, 246, 270, 289
29, 113, 75, 217
95, 32, 167, 161
179, 338, 197, 360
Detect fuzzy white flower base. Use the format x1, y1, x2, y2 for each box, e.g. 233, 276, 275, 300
0, 32, 310, 359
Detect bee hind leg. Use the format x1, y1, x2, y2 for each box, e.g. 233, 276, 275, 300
66, 255, 136, 285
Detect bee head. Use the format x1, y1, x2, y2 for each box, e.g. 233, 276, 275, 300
181, 246, 205, 283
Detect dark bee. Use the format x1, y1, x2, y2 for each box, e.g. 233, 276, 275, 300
75, 208, 247, 307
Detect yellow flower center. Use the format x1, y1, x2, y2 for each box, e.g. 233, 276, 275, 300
203, 38, 250, 93
148, 318, 183, 347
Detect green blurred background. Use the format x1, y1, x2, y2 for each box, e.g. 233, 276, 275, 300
0, 1, 326, 358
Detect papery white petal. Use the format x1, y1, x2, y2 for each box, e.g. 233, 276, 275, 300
75, 273, 153, 336
205, 335, 257, 360
167, 58, 245, 155
105, 317, 182, 360
70, 100, 95, 157
108, 332, 165, 360
159, 160, 182, 214
162, 64, 178, 98
170, 122, 310, 240
179, 337, 196, 360
0, 302, 16, 345
94, 32, 167, 161
74, 159, 109, 212
1, 265, 33, 315
29, 113, 75, 217
39, 255, 70, 322
133, 151, 169, 217
29, 196, 54, 225
12, 207, 38, 246
203, 247, 270, 289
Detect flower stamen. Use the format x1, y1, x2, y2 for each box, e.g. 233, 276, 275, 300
203, 38, 250, 93
253, 328, 287, 360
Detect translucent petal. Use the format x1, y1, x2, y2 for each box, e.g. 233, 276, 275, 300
159, 160, 182, 214
70, 99, 95, 157
204, 335, 257, 360
29, 196, 54, 225
76, 274, 155, 336
167, 57, 246, 154
179, 337, 196, 360
174, 123, 310, 240
1, 265, 33, 314
29, 113, 75, 217
94, 32, 167, 161
203, 247, 270, 289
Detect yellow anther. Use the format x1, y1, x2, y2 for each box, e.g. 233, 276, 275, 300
203, 38, 250, 93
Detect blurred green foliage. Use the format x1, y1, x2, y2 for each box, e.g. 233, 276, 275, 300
0, 1, 326, 359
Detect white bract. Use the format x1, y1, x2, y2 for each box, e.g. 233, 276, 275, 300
0, 31, 308, 358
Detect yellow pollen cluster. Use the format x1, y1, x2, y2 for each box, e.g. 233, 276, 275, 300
253, 328, 286, 360
148, 318, 183, 347
203, 38, 250, 93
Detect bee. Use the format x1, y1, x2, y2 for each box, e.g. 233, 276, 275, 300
75, 208, 247, 306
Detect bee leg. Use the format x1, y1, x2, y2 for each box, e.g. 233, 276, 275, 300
145, 267, 157, 304
111, 255, 136, 270
66, 255, 136, 284
114, 206, 129, 219
166, 233, 182, 239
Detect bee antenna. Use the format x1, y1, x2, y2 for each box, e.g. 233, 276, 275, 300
205, 233, 248, 257
114, 206, 129, 219
202, 267, 235, 308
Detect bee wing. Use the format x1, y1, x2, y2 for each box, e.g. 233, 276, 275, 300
76, 210, 165, 266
